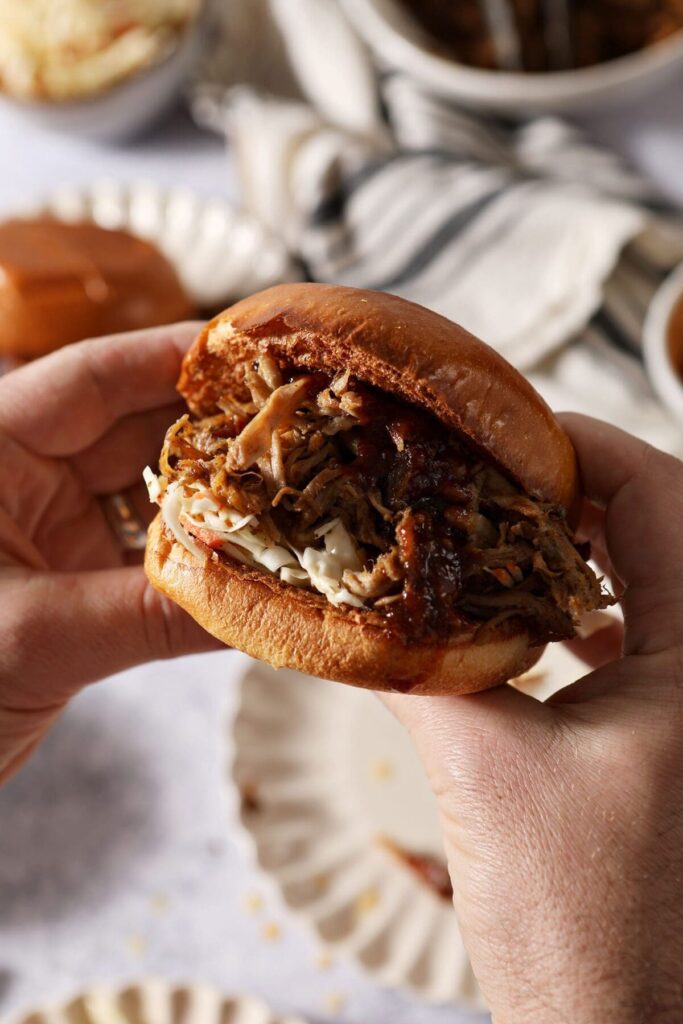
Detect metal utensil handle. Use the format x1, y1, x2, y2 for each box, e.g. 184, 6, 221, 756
480, 0, 523, 71
542, 0, 574, 70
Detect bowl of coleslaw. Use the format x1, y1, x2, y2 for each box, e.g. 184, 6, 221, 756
0, 0, 207, 139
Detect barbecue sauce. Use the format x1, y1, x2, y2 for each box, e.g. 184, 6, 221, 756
389, 510, 463, 638
340, 384, 469, 638
381, 838, 453, 901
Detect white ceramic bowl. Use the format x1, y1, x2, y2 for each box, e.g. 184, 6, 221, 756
0, 4, 208, 141
644, 262, 683, 424
339, 0, 683, 114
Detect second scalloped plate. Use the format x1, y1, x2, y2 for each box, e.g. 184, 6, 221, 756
4, 980, 306, 1024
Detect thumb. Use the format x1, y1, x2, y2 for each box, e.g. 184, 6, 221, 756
382, 684, 551, 781
380, 686, 555, 845
0, 566, 222, 710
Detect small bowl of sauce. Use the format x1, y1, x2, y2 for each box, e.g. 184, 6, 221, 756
669, 297, 683, 383
644, 263, 683, 423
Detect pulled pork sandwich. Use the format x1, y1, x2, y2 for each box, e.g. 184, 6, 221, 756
144, 284, 611, 695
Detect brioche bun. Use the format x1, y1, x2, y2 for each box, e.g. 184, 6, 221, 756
0, 217, 195, 359
145, 283, 580, 695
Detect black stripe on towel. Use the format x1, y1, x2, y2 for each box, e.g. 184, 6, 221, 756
308, 149, 494, 228
590, 308, 642, 361
309, 157, 395, 227
367, 185, 506, 291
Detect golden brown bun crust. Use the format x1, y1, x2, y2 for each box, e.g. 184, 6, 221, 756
179, 283, 580, 516
0, 217, 195, 359
146, 516, 543, 696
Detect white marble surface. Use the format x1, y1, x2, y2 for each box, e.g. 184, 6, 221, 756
0, 652, 487, 1024
0, 103, 235, 216
0, 73, 681, 1024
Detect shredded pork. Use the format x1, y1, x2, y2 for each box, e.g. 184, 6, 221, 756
151, 357, 612, 643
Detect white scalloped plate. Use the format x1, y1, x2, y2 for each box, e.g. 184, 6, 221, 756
4, 980, 306, 1024
231, 638, 603, 1007
20, 179, 301, 311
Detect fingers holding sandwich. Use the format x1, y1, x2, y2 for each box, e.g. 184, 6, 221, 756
0, 322, 203, 459
0, 563, 221, 783
559, 413, 683, 658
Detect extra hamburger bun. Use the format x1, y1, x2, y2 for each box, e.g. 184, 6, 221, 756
0, 217, 195, 359
145, 283, 582, 695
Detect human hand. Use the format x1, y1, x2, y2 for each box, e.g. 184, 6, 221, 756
383, 415, 683, 1024
0, 324, 221, 784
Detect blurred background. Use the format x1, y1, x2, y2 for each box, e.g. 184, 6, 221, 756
0, 2, 682, 1023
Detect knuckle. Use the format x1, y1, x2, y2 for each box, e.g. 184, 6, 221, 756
138, 579, 186, 661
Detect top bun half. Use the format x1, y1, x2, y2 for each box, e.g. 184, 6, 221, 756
0, 217, 195, 359
179, 283, 579, 518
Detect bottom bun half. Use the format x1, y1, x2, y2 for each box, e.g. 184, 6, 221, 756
145, 515, 543, 696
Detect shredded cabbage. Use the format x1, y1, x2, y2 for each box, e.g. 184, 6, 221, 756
144, 470, 366, 609
143, 464, 165, 503
299, 519, 364, 607
160, 481, 207, 564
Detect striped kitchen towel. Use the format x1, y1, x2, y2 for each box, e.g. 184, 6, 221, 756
191, 0, 683, 453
